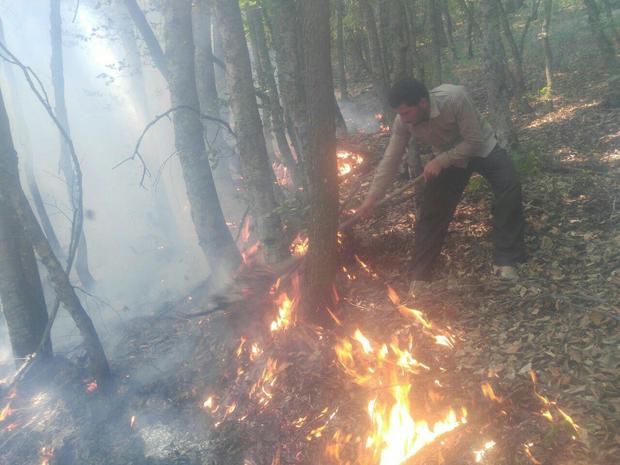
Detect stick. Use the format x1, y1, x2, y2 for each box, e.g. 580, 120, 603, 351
339, 174, 425, 230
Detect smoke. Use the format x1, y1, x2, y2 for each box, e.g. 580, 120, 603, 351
0, 0, 244, 357
338, 91, 384, 134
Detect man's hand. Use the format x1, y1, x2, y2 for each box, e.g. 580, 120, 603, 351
423, 157, 447, 180
357, 197, 376, 219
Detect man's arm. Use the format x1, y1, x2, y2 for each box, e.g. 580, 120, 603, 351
434, 87, 487, 168
365, 116, 411, 201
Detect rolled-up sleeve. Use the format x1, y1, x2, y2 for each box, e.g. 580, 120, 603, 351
435, 88, 486, 167
367, 116, 411, 201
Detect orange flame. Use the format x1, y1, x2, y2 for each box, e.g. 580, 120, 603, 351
0, 402, 12, 422
290, 234, 309, 257
40, 447, 54, 465
337, 150, 365, 177
85, 379, 98, 393
481, 383, 502, 402
249, 357, 279, 407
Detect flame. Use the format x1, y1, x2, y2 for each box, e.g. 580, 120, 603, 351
481, 383, 502, 402
0, 402, 12, 422
239, 215, 252, 246
473, 440, 496, 462
529, 370, 580, 432
250, 342, 263, 361
337, 150, 365, 177
354, 255, 379, 279
332, 330, 466, 464
241, 242, 260, 264
523, 443, 542, 465
40, 447, 54, 465
249, 357, 279, 407
273, 162, 292, 188
386, 286, 432, 329
271, 292, 295, 332
85, 379, 98, 393
290, 234, 309, 257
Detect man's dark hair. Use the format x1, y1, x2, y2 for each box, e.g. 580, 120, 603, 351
388, 78, 429, 108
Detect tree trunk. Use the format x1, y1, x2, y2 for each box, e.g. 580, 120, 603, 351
583, 0, 620, 106
482, 0, 519, 150
495, 0, 532, 112
122, 0, 168, 79
429, 0, 443, 86
0, 97, 51, 363
163, 0, 242, 282
405, 0, 425, 80
601, 0, 620, 48
212, 0, 287, 264
245, 6, 302, 189
266, 0, 309, 190
0, 19, 65, 263
583, 0, 618, 70
336, 0, 349, 100
456, 0, 482, 59
441, 0, 459, 60
359, 0, 390, 116
298, 0, 339, 326
193, 0, 241, 205
0, 88, 109, 379
50, 0, 96, 290
541, 0, 554, 105
388, 0, 411, 82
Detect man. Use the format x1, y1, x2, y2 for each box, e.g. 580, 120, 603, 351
359, 79, 525, 290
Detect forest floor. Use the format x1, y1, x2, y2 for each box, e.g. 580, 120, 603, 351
1, 16, 619, 465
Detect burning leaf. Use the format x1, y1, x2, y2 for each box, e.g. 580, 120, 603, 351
0, 402, 12, 422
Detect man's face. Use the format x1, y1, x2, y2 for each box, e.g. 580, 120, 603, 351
394, 99, 429, 125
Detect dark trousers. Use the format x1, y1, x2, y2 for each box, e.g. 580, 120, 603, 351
410, 145, 526, 281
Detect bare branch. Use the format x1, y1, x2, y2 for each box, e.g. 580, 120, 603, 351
116, 105, 236, 188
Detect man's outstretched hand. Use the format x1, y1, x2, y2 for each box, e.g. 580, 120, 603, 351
423, 157, 446, 180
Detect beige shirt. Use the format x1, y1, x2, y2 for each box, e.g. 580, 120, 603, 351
367, 84, 497, 200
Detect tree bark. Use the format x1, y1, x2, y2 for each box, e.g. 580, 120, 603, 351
266, 0, 309, 189
496, 0, 532, 112
0, 97, 51, 363
441, 0, 459, 59
163, 0, 242, 282
193, 0, 241, 204
601, 0, 620, 48
456, 0, 482, 58
359, 0, 390, 116
429, 0, 443, 86
212, 0, 287, 264
405, 0, 425, 80
0, 88, 109, 379
482, 0, 519, 150
122, 0, 169, 79
246, 6, 302, 189
298, 0, 339, 326
388, 0, 411, 82
583, 0, 620, 106
50, 0, 96, 290
541, 0, 554, 105
336, 0, 349, 100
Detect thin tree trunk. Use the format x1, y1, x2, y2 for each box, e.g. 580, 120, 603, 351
0, 109, 51, 363
1, 89, 109, 379
496, 0, 532, 112
429, 0, 443, 86
122, 0, 168, 79
50, 0, 96, 290
442, 0, 459, 60
389, 0, 411, 82
298, 0, 338, 326
268, 0, 309, 189
482, 0, 519, 150
163, 0, 242, 283
336, 0, 349, 100
518, 0, 542, 55
601, 0, 620, 47
193, 0, 241, 204
246, 6, 302, 189
359, 0, 390, 116
541, 0, 554, 105
583, 0, 620, 106
405, 0, 425, 79
213, 0, 287, 263
0, 19, 65, 262
456, 0, 482, 58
